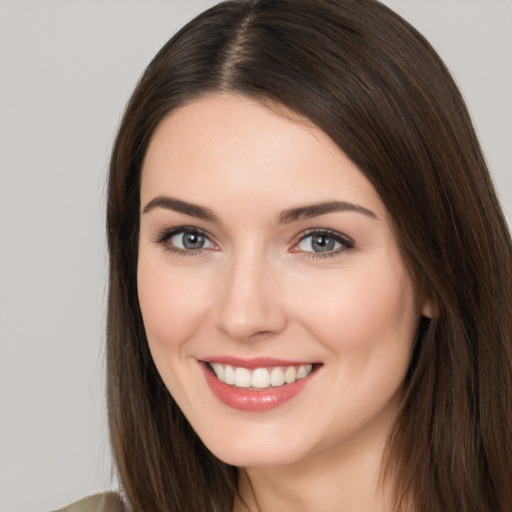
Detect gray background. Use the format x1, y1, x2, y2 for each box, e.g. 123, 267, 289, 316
0, 1, 510, 511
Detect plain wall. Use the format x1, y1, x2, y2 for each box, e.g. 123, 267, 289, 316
0, 1, 510, 511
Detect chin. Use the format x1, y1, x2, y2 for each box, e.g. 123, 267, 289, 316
199, 427, 310, 468
212, 446, 303, 468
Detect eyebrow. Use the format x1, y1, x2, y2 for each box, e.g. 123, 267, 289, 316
276, 201, 377, 224
142, 196, 377, 223
142, 196, 219, 222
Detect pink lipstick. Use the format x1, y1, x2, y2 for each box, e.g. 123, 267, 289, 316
199, 358, 319, 412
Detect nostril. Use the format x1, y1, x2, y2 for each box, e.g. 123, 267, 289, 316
248, 330, 275, 339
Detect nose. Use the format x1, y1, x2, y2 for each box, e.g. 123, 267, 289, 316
214, 252, 287, 342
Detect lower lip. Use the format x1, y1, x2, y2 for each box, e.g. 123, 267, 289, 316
200, 362, 316, 412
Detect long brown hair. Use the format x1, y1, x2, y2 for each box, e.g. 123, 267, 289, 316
106, 1, 512, 510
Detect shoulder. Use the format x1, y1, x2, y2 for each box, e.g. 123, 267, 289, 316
52, 492, 126, 512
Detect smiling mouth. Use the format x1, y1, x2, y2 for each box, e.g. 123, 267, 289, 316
206, 362, 316, 390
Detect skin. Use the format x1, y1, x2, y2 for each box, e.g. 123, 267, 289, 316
137, 93, 430, 511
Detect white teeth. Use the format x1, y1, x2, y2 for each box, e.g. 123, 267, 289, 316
234, 367, 251, 388
211, 363, 224, 381
284, 366, 296, 384
209, 363, 314, 389
297, 364, 312, 379
224, 365, 235, 385
270, 367, 285, 387
251, 368, 270, 389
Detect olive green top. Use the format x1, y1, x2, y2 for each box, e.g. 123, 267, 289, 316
52, 493, 126, 512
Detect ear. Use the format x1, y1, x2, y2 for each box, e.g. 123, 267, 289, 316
421, 298, 436, 319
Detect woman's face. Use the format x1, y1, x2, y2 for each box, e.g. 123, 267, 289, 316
138, 94, 429, 468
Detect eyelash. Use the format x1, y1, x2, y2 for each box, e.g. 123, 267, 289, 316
153, 226, 213, 257
292, 228, 354, 259
153, 226, 355, 259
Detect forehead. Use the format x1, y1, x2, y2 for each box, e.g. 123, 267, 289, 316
140, 93, 386, 220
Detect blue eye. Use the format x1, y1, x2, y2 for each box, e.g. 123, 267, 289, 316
295, 230, 353, 256
156, 227, 215, 254
170, 230, 213, 250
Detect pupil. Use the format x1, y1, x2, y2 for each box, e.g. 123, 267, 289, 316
183, 232, 204, 249
312, 235, 334, 252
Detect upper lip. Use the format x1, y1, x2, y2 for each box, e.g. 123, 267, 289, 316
200, 356, 319, 369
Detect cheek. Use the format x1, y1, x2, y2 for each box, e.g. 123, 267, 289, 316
290, 263, 419, 437
137, 258, 213, 352
292, 262, 419, 360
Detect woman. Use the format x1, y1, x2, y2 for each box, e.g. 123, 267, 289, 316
61, 0, 512, 510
